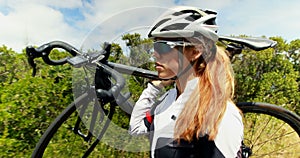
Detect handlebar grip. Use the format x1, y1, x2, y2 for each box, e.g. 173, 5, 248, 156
39, 41, 80, 65
26, 41, 80, 66
34, 41, 79, 56
95, 64, 128, 113
98, 63, 125, 99
26, 41, 82, 76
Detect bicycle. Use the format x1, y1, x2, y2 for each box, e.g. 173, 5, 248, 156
26, 35, 300, 158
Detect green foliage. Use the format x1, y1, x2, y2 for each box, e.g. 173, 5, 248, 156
109, 43, 124, 63
233, 36, 300, 114
0, 46, 29, 86
121, 33, 153, 67
111, 33, 155, 102
0, 47, 73, 157
0, 34, 299, 157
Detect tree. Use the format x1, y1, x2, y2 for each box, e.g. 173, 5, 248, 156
117, 33, 155, 101
286, 39, 300, 93
1, 34, 299, 157
0, 47, 74, 157
232, 37, 300, 114
0, 46, 30, 86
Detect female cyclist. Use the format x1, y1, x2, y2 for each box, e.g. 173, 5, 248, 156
129, 6, 243, 158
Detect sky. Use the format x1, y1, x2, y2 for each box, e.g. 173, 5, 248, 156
1, 0, 300, 53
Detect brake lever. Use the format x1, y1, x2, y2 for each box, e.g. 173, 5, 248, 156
26, 46, 41, 76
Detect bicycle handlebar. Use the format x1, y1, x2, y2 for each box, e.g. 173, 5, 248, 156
26, 36, 277, 78
26, 41, 127, 106
26, 41, 80, 76
25, 36, 277, 113
27, 41, 79, 64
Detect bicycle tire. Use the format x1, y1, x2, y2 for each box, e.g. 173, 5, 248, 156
31, 92, 115, 158
31, 96, 77, 158
238, 102, 300, 158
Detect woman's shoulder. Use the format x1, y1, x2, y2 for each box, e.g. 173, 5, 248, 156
226, 101, 242, 116
222, 101, 243, 127
214, 101, 244, 157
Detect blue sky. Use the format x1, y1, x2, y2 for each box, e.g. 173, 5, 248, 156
1, 0, 300, 53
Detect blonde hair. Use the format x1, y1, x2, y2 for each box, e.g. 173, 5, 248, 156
174, 46, 235, 141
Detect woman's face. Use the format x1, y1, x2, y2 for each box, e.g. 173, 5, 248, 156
153, 44, 196, 79
153, 47, 180, 79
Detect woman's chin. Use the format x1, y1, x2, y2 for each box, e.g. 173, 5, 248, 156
158, 73, 176, 80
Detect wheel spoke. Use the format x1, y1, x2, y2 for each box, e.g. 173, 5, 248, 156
251, 114, 273, 150
252, 141, 300, 157
241, 102, 300, 158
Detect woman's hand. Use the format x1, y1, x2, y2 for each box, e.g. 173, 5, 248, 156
151, 80, 174, 89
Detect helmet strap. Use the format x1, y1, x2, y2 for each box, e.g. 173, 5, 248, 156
169, 46, 196, 80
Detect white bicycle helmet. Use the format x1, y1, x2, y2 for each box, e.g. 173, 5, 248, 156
148, 6, 218, 42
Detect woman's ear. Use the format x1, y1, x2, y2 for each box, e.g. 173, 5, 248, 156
192, 49, 202, 60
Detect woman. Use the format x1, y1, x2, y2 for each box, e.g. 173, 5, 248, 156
129, 6, 243, 158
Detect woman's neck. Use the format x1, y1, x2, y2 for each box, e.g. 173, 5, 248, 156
175, 73, 196, 97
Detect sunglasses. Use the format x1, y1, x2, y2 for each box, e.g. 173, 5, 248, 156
153, 40, 195, 54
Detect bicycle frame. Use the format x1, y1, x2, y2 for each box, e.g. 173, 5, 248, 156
26, 36, 300, 158
24, 36, 282, 126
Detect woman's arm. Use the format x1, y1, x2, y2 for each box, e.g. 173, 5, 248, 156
128, 82, 161, 135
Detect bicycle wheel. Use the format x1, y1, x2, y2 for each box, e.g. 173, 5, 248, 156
238, 102, 300, 158
31, 92, 116, 158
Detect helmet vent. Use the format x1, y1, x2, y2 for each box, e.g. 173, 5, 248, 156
180, 9, 200, 15
203, 17, 216, 25
148, 18, 171, 37
185, 14, 202, 21
148, 6, 219, 41
161, 23, 189, 31
173, 11, 184, 16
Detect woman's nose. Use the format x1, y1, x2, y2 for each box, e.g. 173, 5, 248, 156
152, 51, 160, 60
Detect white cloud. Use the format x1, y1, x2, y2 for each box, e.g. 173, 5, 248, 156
3, 0, 83, 9
174, 0, 236, 9
79, 6, 169, 51
216, 0, 300, 41
0, 0, 299, 53
76, 0, 176, 30
0, 0, 178, 52
0, 1, 85, 53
